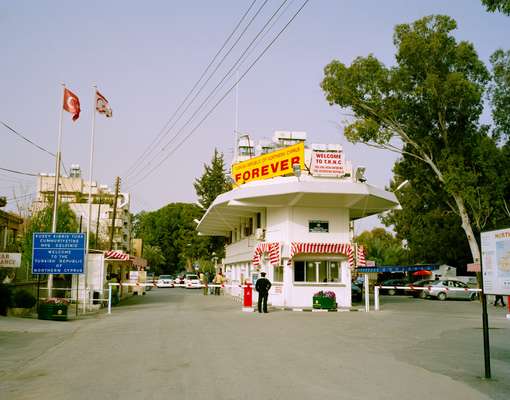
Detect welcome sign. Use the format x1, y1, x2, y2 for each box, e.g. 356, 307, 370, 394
232, 142, 304, 185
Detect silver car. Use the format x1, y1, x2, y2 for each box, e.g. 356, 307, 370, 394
423, 280, 478, 301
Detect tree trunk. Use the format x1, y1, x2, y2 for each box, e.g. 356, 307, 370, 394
451, 192, 481, 264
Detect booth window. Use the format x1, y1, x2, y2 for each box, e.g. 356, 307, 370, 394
294, 260, 340, 283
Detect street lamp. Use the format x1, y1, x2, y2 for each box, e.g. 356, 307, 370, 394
292, 163, 301, 182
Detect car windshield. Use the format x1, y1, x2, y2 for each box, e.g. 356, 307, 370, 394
159, 275, 172, 279
186, 275, 198, 280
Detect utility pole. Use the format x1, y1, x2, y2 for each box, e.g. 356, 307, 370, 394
95, 196, 102, 249
108, 177, 120, 251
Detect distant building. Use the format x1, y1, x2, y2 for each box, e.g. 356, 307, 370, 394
31, 165, 131, 252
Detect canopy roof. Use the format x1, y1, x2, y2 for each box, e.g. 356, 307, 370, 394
357, 265, 438, 273
197, 176, 398, 236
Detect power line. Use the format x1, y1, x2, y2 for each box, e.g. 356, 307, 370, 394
1, 120, 55, 157
122, 0, 260, 179
0, 120, 69, 176
0, 166, 39, 177
125, 0, 310, 190
125, 0, 290, 184
5, 192, 36, 202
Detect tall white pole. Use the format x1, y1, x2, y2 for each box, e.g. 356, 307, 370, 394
48, 84, 66, 298
84, 86, 97, 311
233, 70, 239, 164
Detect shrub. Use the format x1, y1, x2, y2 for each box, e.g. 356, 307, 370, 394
13, 290, 37, 309
0, 284, 14, 315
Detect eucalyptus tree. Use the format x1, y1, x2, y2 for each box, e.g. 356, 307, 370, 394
321, 15, 507, 266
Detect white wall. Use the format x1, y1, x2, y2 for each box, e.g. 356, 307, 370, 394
266, 206, 350, 243
290, 207, 350, 243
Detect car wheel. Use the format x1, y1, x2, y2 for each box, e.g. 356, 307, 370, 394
419, 290, 427, 299
437, 292, 447, 301
470, 292, 478, 301
388, 289, 396, 296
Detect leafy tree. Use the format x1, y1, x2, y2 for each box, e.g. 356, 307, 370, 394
20, 203, 78, 281
355, 228, 410, 266
381, 165, 473, 268
134, 203, 211, 274
481, 0, 510, 15
489, 49, 510, 140
194, 149, 232, 210
142, 244, 166, 275
321, 15, 507, 268
193, 149, 232, 259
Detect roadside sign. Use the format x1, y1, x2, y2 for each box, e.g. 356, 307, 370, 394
32, 233, 85, 274
481, 228, 510, 295
0, 252, 21, 268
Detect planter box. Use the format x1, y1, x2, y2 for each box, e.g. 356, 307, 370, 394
38, 304, 68, 321
313, 296, 337, 310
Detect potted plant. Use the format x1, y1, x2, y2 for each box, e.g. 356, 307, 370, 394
313, 290, 337, 310
9, 290, 37, 317
38, 297, 69, 321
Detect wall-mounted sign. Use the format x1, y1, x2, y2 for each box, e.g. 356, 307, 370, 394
310, 151, 344, 177
0, 253, 21, 268
309, 220, 329, 233
481, 228, 510, 295
232, 142, 304, 185
32, 233, 85, 274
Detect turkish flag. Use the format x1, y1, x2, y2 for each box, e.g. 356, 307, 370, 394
63, 88, 80, 121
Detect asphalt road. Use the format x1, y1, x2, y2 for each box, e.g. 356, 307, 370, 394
1, 289, 509, 400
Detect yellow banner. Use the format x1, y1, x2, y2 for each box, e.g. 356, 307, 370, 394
232, 142, 305, 185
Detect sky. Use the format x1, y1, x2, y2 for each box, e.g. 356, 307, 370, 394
1, 0, 509, 233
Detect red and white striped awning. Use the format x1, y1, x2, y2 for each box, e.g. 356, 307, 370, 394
104, 250, 129, 261
357, 245, 366, 267
252, 242, 281, 267
288, 242, 355, 268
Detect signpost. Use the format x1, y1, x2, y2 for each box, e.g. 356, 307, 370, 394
32, 233, 85, 275
481, 228, 510, 296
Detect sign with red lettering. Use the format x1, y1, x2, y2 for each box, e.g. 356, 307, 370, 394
231, 142, 304, 185
310, 151, 344, 176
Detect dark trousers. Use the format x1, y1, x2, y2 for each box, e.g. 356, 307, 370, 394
258, 292, 268, 313
494, 295, 506, 306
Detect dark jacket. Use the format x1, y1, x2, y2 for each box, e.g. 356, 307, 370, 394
255, 277, 272, 294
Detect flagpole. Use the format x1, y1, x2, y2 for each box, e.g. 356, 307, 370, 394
49, 83, 66, 298
84, 85, 97, 311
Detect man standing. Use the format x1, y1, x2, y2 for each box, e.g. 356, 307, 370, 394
255, 272, 271, 313
200, 272, 208, 296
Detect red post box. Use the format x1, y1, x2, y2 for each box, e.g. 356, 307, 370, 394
243, 283, 252, 308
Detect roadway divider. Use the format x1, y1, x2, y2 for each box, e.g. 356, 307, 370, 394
373, 285, 482, 311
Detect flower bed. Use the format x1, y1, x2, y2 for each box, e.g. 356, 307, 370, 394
313, 290, 337, 310
38, 298, 69, 321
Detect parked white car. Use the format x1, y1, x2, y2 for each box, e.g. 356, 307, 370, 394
184, 274, 201, 289
423, 279, 478, 301
156, 275, 174, 288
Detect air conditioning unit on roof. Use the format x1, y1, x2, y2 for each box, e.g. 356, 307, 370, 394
255, 228, 265, 240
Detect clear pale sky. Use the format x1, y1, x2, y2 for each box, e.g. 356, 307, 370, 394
1, 1, 509, 232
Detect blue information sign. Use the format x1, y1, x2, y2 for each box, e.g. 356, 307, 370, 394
32, 233, 86, 274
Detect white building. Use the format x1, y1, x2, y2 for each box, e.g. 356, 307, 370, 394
31, 165, 131, 252
197, 131, 397, 309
